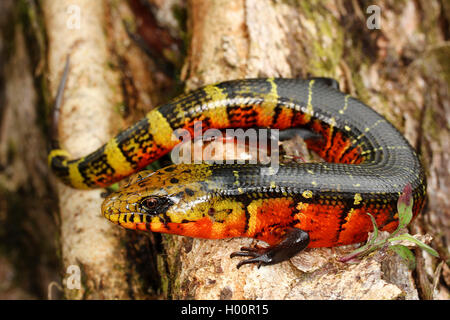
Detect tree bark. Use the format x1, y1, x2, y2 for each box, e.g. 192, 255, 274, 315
162, 0, 449, 300
0, 0, 61, 299
1, 0, 448, 300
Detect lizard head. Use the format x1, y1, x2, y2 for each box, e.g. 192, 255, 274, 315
101, 163, 224, 238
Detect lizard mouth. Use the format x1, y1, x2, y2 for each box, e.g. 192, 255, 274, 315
101, 193, 140, 224
101, 192, 175, 229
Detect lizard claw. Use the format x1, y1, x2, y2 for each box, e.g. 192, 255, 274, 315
230, 228, 310, 269
230, 247, 273, 269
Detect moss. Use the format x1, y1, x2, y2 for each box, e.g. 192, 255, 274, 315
417, 0, 443, 45
113, 102, 127, 116
172, 2, 188, 50
17, 0, 51, 137
297, 0, 321, 14
292, 1, 344, 78
430, 45, 450, 85
423, 103, 442, 143
311, 20, 344, 76
157, 234, 184, 298
351, 65, 372, 102
6, 140, 17, 164
157, 254, 169, 297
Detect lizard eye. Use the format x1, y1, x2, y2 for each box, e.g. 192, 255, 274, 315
141, 197, 160, 210
140, 196, 173, 215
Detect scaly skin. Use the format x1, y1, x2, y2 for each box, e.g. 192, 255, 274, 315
50, 78, 427, 267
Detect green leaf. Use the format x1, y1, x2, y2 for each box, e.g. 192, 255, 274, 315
389, 244, 416, 270
339, 212, 380, 262
338, 245, 367, 263
396, 184, 413, 229
366, 212, 379, 247
388, 234, 440, 258
108, 183, 120, 192
146, 160, 162, 171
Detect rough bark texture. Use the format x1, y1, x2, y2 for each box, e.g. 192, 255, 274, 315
162, 0, 449, 300
43, 0, 134, 299
0, 0, 61, 299
0, 0, 448, 300
41, 0, 167, 299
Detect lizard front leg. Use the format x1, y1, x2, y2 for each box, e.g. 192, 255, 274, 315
230, 227, 310, 269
